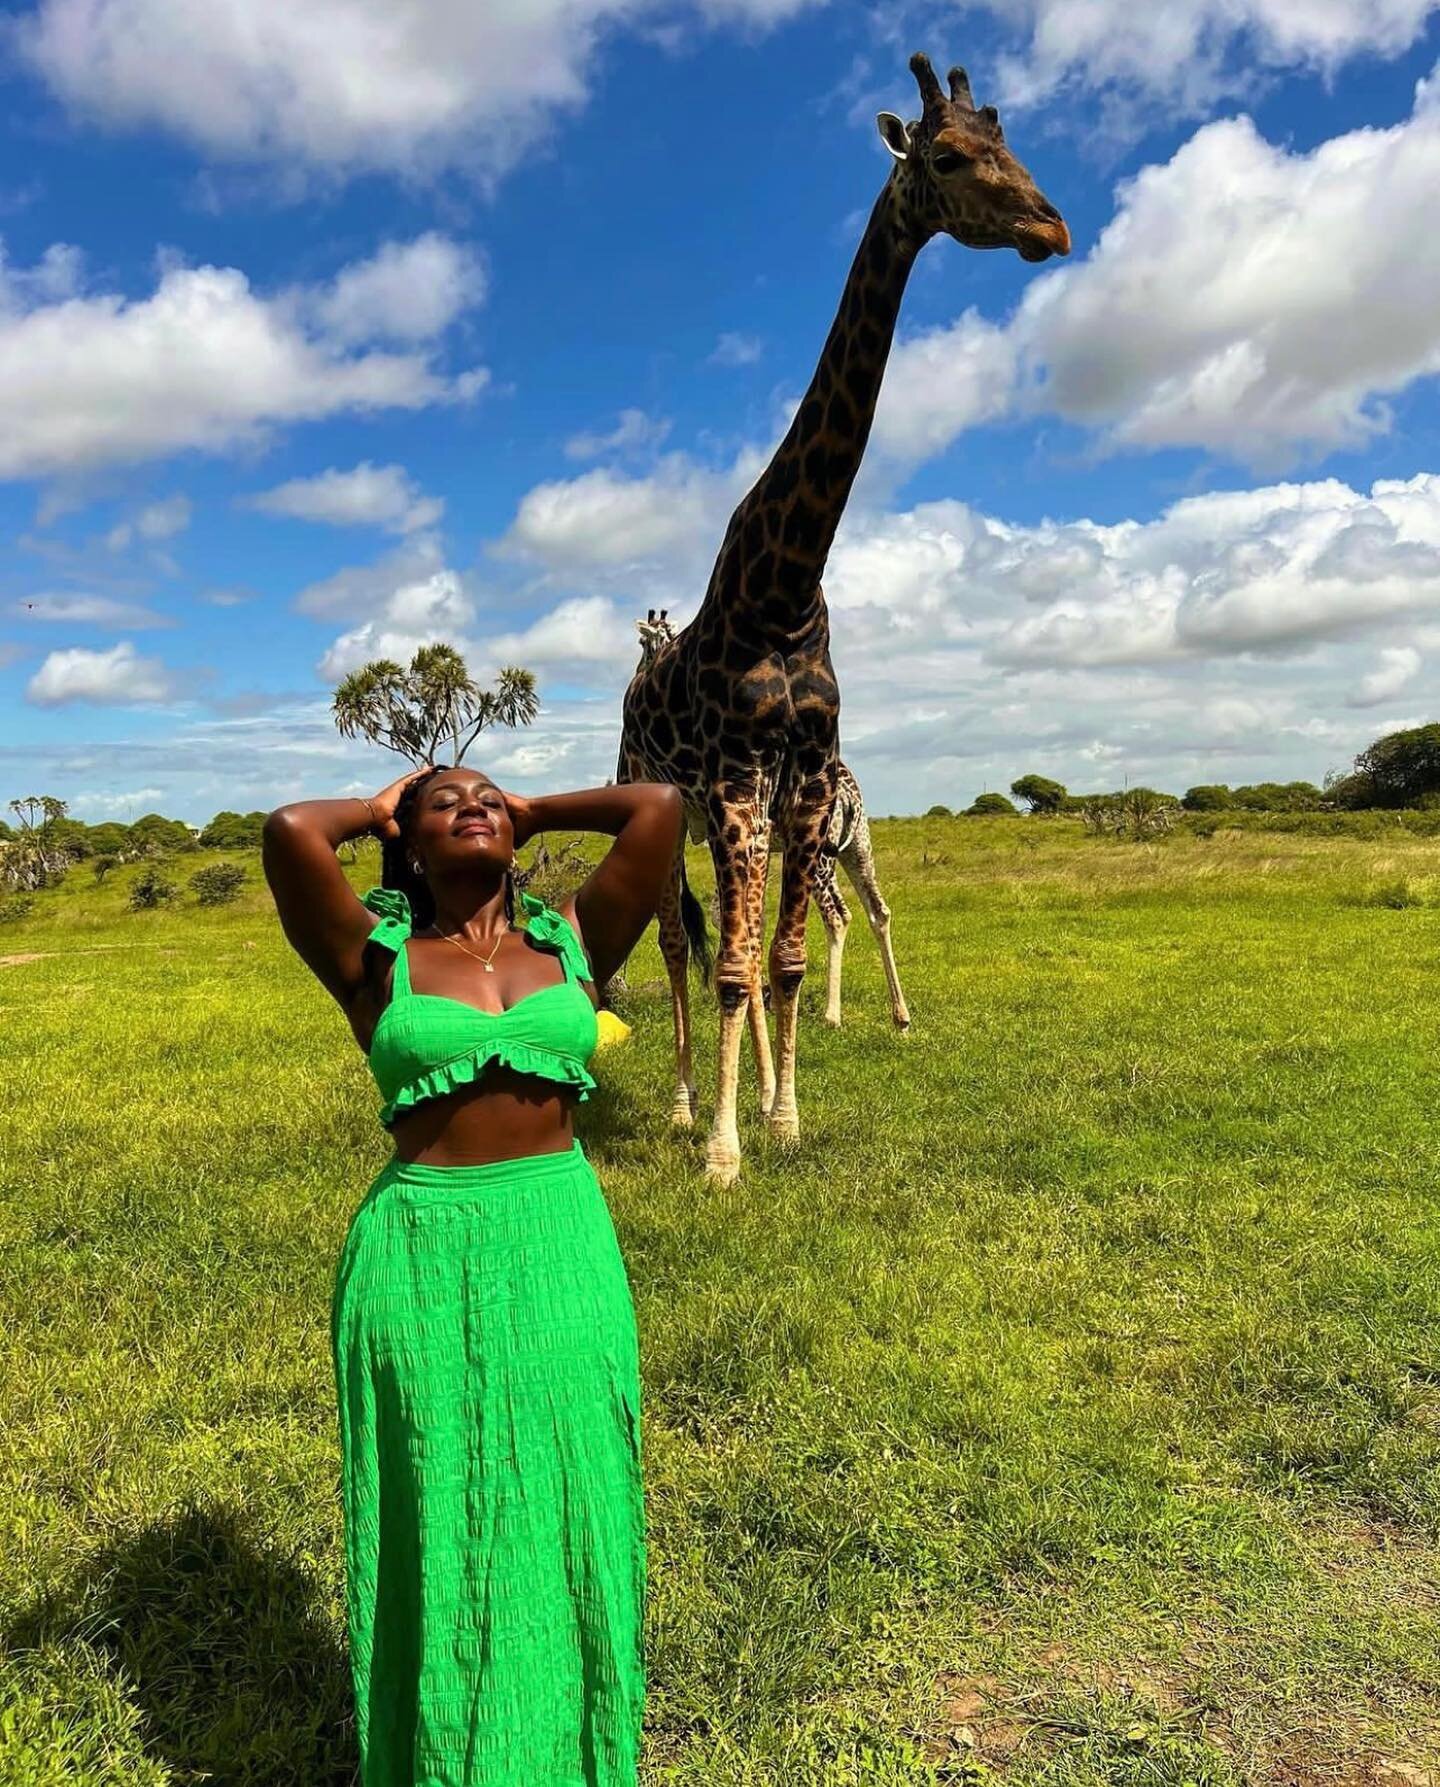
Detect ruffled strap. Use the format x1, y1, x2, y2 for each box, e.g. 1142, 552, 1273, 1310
360, 885, 412, 953
518, 889, 593, 984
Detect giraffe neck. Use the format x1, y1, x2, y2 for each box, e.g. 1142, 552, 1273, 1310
735, 176, 925, 613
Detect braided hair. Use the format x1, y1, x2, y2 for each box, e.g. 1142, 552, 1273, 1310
380, 763, 518, 930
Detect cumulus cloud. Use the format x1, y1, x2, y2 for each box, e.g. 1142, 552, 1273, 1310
17, 593, 169, 627
314, 565, 478, 681
872, 75, 1440, 470
105, 492, 191, 550
709, 332, 763, 368
1350, 644, 1422, 706
564, 410, 672, 461
247, 462, 442, 534
976, 0, 1437, 113
497, 450, 761, 578
305, 234, 485, 345
17, 0, 823, 182
26, 639, 179, 704
0, 235, 486, 480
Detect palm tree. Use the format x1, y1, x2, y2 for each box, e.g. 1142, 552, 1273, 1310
332, 645, 539, 766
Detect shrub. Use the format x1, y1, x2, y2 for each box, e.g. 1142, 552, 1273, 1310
515, 837, 591, 907
200, 810, 267, 849
1183, 784, 1232, 812
190, 863, 247, 906
1081, 789, 1181, 840
93, 854, 120, 883
965, 792, 1019, 816
0, 895, 35, 923
128, 867, 179, 911
924, 804, 953, 818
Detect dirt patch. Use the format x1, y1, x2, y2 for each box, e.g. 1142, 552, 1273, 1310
0, 952, 49, 968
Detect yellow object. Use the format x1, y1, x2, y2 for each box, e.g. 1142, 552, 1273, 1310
594, 1009, 632, 1050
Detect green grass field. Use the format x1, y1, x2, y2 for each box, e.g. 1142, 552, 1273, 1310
3, 818, 1440, 1785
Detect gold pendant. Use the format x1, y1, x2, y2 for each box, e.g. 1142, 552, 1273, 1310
484, 962, 495, 972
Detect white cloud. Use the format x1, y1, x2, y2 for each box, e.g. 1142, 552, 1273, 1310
498, 451, 760, 576
26, 640, 179, 705
872, 310, 1020, 464
306, 234, 484, 344
564, 410, 672, 461
977, 0, 1438, 112
247, 462, 442, 534
875, 78, 1440, 469
105, 491, 191, 550
316, 567, 477, 681
18, 0, 824, 182
294, 533, 448, 620
1350, 644, 1422, 706
0, 236, 485, 480
709, 332, 763, 368
17, 593, 169, 627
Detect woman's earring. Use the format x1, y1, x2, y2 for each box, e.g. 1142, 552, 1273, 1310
410, 859, 423, 877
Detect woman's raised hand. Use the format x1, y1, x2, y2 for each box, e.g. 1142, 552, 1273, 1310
368, 764, 434, 840
503, 790, 535, 850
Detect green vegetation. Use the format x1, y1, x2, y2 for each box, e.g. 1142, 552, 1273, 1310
1009, 775, 1067, 815
965, 793, 1019, 817
331, 643, 539, 765
3, 824, 1440, 1784
189, 863, 247, 907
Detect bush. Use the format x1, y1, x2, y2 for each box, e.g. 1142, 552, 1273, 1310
1081, 789, 1181, 840
128, 867, 179, 911
190, 863, 247, 906
924, 804, 953, 818
199, 810, 267, 849
515, 837, 590, 907
93, 854, 120, 883
0, 895, 35, 923
965, 792, 1019, 816
1183, 784, 1232, 812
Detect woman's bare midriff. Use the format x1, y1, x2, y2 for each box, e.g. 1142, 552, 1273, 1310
387, 1065, 581, 1166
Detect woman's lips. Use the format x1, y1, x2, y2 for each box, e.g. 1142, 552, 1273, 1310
454, 823, 494, 838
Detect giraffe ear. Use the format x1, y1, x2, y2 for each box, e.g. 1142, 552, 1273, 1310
876, 112, 911, 161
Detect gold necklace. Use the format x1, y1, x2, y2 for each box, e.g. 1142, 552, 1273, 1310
437, 923, 511, 973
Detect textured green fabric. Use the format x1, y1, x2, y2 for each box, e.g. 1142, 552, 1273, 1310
332, 1141, 647, 1785
359, 888, 600, 1128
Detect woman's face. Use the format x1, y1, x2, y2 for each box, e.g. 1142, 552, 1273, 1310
407, 768, 515, 877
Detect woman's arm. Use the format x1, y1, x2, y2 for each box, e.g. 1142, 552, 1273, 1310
262, 767, 428, 1005
510, 782, 684, 990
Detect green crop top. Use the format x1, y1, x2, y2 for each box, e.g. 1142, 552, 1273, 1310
359, 886, 599, 1128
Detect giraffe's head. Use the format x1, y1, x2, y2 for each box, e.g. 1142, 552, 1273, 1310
635, 607, 676, 669
877, 53, 1070, 263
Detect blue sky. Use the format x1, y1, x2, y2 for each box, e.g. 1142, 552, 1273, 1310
4, 0, 1440, 823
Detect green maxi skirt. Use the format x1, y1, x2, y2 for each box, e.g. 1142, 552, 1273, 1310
331, 1140, 646, 1786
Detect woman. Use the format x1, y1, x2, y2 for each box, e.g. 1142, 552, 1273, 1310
262, 764, 683, 1786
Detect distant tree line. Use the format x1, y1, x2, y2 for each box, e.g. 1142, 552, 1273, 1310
948, 722, 1440, 819
0, 798, 272, 897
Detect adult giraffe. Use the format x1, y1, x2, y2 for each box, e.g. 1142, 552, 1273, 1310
620, 52, 1069, 1183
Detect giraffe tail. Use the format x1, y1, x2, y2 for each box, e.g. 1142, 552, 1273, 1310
679, 863, 714, 984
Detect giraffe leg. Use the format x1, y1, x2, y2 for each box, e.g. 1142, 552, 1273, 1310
813, 857, 850, 1028
705, 798, 765, 1185
654, 845, 699, 1124
841, 817, 909, 1030
765, 837, 821, 1144
744, 827, 777, 1116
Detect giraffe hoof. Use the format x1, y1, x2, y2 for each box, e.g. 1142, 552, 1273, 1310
704, 1148, 741, 1187
823, 1013, 843, 1029
765, 1109, 800, 1145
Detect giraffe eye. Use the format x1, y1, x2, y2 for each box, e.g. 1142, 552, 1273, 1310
931, 148, 968, 176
